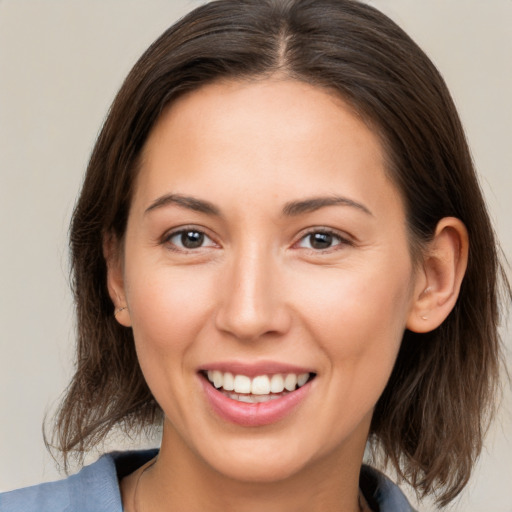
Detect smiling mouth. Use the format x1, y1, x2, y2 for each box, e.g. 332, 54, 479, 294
202, 370, 316, 404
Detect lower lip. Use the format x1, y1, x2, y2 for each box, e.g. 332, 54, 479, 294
200, 375, 312, 427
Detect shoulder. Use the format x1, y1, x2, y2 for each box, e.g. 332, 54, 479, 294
360, 465, 418, 512
0, 450, 158, 512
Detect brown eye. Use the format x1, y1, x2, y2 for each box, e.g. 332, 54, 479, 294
167, 229, 215, 250
181, 231, 204, 248
309, 232, 334, 249
297, 230, 347, 251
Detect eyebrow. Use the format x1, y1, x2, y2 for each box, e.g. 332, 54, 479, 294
282, 196, 373, 216
145, 194, 221, 216
144, 193, 372, 218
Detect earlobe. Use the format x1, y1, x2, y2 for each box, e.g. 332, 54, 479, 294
407, 217, 468, 333
103, 232, 132, 327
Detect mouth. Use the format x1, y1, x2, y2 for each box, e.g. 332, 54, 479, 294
198, 362, 317, 426
202, 370, 315, 404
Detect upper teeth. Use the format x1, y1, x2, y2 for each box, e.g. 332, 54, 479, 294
206, 371, 310, 395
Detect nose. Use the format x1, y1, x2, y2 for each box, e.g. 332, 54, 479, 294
214, 245, 292, 342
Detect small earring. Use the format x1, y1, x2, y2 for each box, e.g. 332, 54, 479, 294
421, 315, 428, 320
114, 306, 127, 317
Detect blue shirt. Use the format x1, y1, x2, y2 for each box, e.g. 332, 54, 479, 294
0, 450, 416, 511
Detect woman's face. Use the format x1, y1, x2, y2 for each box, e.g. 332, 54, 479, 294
111, 79, 422, 482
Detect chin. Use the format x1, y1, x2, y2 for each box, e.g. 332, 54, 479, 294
209, 453, 309, 484
196, 432, 328, 484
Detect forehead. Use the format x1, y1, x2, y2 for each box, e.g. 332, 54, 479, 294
146, 78, 374, 156
133, 78, 401, 219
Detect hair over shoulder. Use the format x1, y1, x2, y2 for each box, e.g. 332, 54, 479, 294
48, 0, 510, 506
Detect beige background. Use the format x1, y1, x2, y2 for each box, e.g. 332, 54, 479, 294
0, 1, 510, 510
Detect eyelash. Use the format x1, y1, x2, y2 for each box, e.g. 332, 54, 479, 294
294, 228, 352, 253
162, 227, 217, 252
161, 227, 352, 253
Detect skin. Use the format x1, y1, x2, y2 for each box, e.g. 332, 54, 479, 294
107, 78, 468, 512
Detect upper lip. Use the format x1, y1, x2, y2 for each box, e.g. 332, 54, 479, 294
198, 360, 315, 378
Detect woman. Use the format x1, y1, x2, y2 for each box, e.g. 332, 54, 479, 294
1, 0, 508, 511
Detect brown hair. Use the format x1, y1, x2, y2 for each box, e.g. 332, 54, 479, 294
50, 0, 509, 506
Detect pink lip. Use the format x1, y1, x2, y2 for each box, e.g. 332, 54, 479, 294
198, 360, 314, 378
199, 373, 313, 427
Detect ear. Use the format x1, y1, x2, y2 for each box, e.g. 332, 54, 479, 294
407, 217, 468, 333
103, 232, 132, 327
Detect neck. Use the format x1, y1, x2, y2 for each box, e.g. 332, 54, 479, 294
133, 419, 369, 512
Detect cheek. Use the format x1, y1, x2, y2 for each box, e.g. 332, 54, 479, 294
123, 261, 220, 423
125, 259, 217, 360
302, 264, 410, 335
296, 258, 413, 385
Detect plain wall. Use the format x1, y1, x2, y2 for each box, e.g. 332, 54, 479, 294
0, 1, 510, 510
